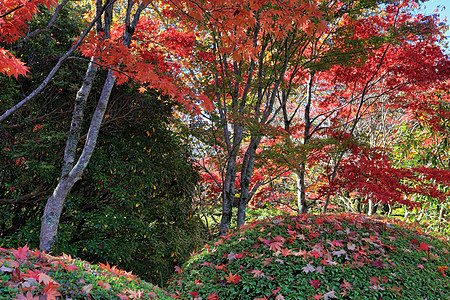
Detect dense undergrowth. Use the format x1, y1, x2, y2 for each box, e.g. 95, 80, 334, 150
168, 213, 450, 299
1, 213, 449, 299
0, 246, 173, 300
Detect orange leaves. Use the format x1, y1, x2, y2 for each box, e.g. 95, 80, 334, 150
224, 271, 241, 284
42, 282, 61, 300
437, 266, 448, 277
0, 0, 55, 43
1, 0, 56, 78
0, 48, 29, 78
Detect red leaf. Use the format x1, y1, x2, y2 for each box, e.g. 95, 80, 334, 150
419, 242, 430, 251
309, 279, 321, 289
208, 292, 219, 300
269, 241, 283, 252
43, 282, 61, 300
225, 271, 241, 284
12, 244, 29, 260
340, 279, 353, 290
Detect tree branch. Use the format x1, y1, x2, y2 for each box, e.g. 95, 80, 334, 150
0, 0, 117, 123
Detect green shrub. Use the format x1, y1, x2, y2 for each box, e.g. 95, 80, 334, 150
168, 213, 450, 299
0, 245, 175, 299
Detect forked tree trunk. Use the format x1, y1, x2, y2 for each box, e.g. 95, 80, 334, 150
219, 123, 244, 235
237, 136, 260, 228
39, 0, 147, 251
40, 69, 116, 251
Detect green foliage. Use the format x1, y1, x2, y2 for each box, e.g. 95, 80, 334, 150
0, 86, 205, 284
0, 2, 88, 251
0, 3, 204, 285
168, 213, 450, 299
0, 245, 175, 299
51, 88, 204, 284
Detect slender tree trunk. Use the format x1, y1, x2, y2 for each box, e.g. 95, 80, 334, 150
39, 0, 147, 251
219, 157, 237, 235
40, 69, 116, 251
297, 71, 314, 214
61, 59, 98, 178
437, 203, 445, 232
219, 123, 244, 235
404, 205, 409, 219
237, 136, 261, 228
368, 200, 373, 216
296, 168, 308, 214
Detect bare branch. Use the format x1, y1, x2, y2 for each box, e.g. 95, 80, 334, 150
22, 0, 70, 44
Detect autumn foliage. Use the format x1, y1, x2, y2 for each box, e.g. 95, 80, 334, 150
0, 0, 56, 78
0, 245, 173, 299
168, 213, 450, 299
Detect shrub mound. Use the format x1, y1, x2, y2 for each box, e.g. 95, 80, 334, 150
168, 214, 450, 299
0, 245, 173, 299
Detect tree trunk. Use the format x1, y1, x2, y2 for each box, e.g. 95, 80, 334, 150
237, 136, 261, 228
296, 167, 308, 214
219, 123, 244, 235
39, 0, 148, 252
62, 59, 98, 178
40, 69, 116, 251
297, 71, 314, 214
367, 200, 373, 216
437, 203, 445, 232
219, 156, 237, 235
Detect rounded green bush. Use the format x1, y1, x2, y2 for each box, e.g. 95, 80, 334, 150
168, 213, 450, 299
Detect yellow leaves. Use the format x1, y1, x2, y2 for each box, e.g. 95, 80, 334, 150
138, 86, 147, 93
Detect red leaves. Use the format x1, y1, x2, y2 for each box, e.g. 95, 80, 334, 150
207, 292, 219, 300
419, 242, 431, 251
437, 266, 448, 277
1, 0, 56, 78
12, 244, 29, 260
0, 49, 29, 78
224, 271, 241, 284
42, 282, 61, 300
269, 241, 283, 252
13, 292, 40, 300
309, 279, 321, 289
340, 279, 353, 290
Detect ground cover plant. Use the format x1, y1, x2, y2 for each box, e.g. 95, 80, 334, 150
0, 245, 174, 299
168, 213, 450, 299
